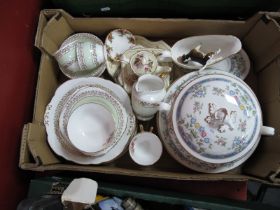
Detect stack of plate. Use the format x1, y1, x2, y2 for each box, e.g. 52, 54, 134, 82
44, 77, 136, 164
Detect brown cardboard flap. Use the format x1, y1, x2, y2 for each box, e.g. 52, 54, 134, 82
19, 124, 45, 169
33, 54, 60, 123
34, 12, 48, 51
19, 124, 33, 166
43, 9, 61, 19
41, 15, 74, 55
35, 10, 62, 52
259, 102, 280, 153
257, 58, 280, 104
244, 13, 280, 72
27, 123, 60, 165
243, 57, 280, 182
44, 9, 262, 40
24, 163, 249, 182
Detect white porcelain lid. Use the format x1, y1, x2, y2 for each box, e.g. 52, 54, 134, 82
172, 73, 261, 164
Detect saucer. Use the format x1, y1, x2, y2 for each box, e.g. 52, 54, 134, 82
208, 49, 250, 80
105, 29, 136, 61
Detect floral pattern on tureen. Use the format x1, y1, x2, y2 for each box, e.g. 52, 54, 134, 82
174, 76, 258, 161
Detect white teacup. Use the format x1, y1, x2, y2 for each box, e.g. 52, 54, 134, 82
67, 103, 115, 156
76, 41, 105, 71
53, 41, 77, 67
129, 126, 163, 166
131, 74, 170, 121
60, 62, 81, 75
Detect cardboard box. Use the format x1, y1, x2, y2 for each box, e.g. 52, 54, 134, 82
20, 9, 280, 185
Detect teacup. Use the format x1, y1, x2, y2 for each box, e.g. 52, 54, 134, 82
60, 86, 127, 156
76, 41, 105, 71
129, 125, 163, 166
53, 41, 77, 67
59, 62, 81, 76
67, 103, 115, 156
131, 74, 170, 121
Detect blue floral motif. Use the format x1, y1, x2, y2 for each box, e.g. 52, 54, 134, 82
229, 90, 235, 96
233, 137, 242, 145
191, 117, 196, 124
204, 138, 210, 143
199, 126, 205, 132
190, 84, 207, 98
231, 136, 248, 154
196, 90, 205, 97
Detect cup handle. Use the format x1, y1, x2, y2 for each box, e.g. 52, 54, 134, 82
157, 50, 172, 62
158, 102, 171, 111
261, 126, 275, 136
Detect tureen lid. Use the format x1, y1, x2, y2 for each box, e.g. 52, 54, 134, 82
172, 73, 261, 164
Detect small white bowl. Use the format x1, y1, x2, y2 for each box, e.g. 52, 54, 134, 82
67, 103, 115, 155
129, 132, 163, 166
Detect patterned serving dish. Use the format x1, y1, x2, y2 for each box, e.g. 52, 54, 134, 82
169, 73, 274, 164
158, 70, 272, 172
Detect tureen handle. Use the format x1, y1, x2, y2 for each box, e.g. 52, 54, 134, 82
261, 126, 275, 136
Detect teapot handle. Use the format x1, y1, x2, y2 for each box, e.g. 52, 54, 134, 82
261, 126, 275, 136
